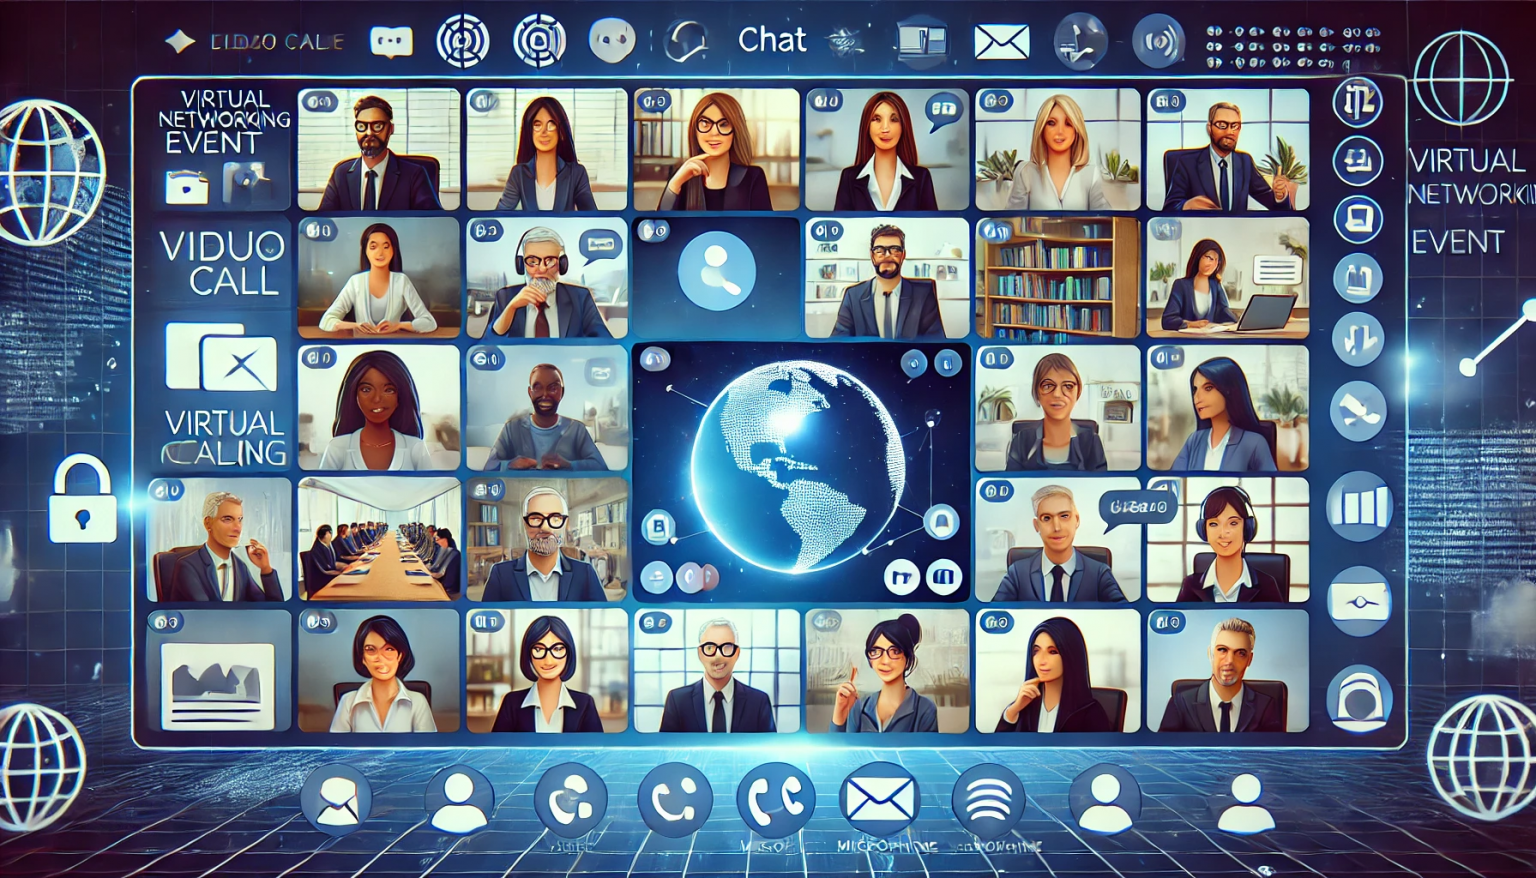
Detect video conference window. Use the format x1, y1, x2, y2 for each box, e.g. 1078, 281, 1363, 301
147, 479, 292, 602
976, 478, 1143, 603
465, 477, 628, 603
1146, 345, 1309, 472
146, 609, 293, 732
298, 345, 461, 471
975, 610, 1142, 733
1147, 477, 1309, 603
1146, 88, 1310, 212
297, 610, 461, 733
1146, 610, 1309, 733
633, 88, 801, 211
976, 216, 1140, 340
633, 609, 801, 733
974, 89, 1142, 211
806, 610, 970, 734
1146, 217, 1309, 338
297, 217, 460, 339
465, 347, 629, 473
296, 476, 462, 601
465, 89, 629, 211
974, 346, 1142, 472
465, 218, 627, 339
803, 88, 970, 212
297, 88, 461, 211
805, 217, 970, 339
465, 608, 629, 733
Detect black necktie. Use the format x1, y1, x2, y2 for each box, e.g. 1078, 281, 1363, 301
1218, 158, 1229, 210
1050, 565, 1065, 603
711, 690, 727, 733
882, 290, 894, 339
363, 169, 377, 211
1219, 700, 1233, 733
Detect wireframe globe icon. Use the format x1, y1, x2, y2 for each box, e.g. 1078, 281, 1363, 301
1414, 31, 1511, 127
0, 99, 106, 248
0, 702, 87, 832
1427, 694, 1536, 822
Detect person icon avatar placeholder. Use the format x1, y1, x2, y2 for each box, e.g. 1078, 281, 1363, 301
1080, 774, 1133, 834
431, 773, 489, 834
1068, 763, 1141, 835
317, 777, 360, 826
1217, 773, 1275, 835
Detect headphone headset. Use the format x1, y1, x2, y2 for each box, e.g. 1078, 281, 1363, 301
514, 227, 569, 276
1194, 485, 1258, 544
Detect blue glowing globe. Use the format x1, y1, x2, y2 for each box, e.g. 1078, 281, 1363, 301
0, 702, 87, 831
0, 99, 106, 248
691, 361, 904, 574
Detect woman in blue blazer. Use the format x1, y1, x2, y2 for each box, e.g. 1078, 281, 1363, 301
1170, 356, 1278, 472
831, 614, 940, 733
496, 97, 599, 212
491, 615, 605, 733
1161, 239, 1239, 330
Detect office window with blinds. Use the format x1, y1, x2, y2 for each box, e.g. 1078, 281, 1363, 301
465, 88, 629, 211
632, 609, 802, 733
297, 88, 463, 210
1146, 476, 1311, 602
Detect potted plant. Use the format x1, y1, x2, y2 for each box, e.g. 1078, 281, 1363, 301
1258, 385, 1309, 469
1277, 232, 1308, 305
1099, 149, 1139, 210
1259, 136, 1309, 205
975, 149, 1018, 209
1148, 261, 1177, 305
976, 386, 1016, 422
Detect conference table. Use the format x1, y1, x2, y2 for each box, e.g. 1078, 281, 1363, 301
312, 536, 450, 602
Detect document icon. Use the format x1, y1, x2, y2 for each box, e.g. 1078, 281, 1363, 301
840, 764, 920, 836
975, 24, 1029, 60
200, 335, 278, 392
165, 170, 209, 205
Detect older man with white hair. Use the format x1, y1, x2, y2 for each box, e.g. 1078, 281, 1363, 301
658, 617, 777, 733
479, 486, 607, 602
993, 484, 1125, 603
167, 491, 283, 602
489, 226, 612, 338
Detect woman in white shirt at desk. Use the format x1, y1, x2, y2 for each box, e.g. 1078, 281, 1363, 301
319, 223, 438, 337
331, 615, 437, 732
1006, 94, 1112, 211
318, 349, 436, 471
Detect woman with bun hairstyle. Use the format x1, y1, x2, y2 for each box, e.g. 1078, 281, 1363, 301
833, 92, 938, 212
995, 616, 1113, 733
658, 92, 772, 211
1176, 485, 1284, 602
830, 613, 940, 733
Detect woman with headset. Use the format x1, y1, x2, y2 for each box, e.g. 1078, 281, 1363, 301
488, 227, 611, 338
1176, 485, 1284, 602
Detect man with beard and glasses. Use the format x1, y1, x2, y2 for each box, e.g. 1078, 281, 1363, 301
489, 227, 612, 339
482, 364, 608, 471
1162, 102, 1295, 212
318, 95, 442, 212
479, 487, 607, 602
829, 224, 945, 339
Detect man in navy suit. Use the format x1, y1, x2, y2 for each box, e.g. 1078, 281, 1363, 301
480, 487, 607, 602
994, 484, 1126, 602
1158, 617, 1285, 732
659, 618, 777, 733
830, 224, 945, 339
489, 227, 612, 338
317, 95, 441, 212
1161, 103, 1295, 212
167, 491, 283, 602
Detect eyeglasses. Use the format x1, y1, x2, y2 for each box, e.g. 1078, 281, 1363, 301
363, 645, 400, 660
522, 255, 563, 270
1037, 380, 1079, 396
1210, 120, 1242, 131
694, 116, 735, 136
699, 642, 739, 657
866, 646, 907, 661
530, 643, 569, 659
524, 513, 568, 529
530, 119, 561, 133
871, 245, 906, 257
354, 120, 390, 134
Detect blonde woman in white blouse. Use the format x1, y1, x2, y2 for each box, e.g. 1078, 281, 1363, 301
1006, 94, 1111, 211
320, 223, 439, 336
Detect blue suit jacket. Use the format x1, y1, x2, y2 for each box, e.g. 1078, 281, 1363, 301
658, 679, 777, 733
1161, 277, 1239, 329
480, 553, 607, 602
993, 549, 1127, 602
318, 152, 441, 211
168, 545, 283, 602
490, 282, 612, 338
496, 156, 598, 212
831, 687, 939, 733
1170, 427, 1277, 472
1161, 147, 1294, 212
830, 278, 945, 339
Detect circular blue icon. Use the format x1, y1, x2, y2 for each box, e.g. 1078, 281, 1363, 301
424, 765, 494, 835
1330, 381, 1388, 442
1132, 14, 1185, 69
638, 219, 671, 242
953, 764, 1025, 841
300, 764, 371, 836
1327, 664, 1394, 733
1326, 472, 1394, 542
639, 346, 672, 372
1068, 763, 1141, 835
1334, 195, 1383, 244
1333, 77, 1383, 128
934, 349, 963, 378
639, 762, 714, 837
642, 509, 676, 546
737, 763, 815, 838
1328, 566, 1393, 637
1332, 312, 1385, 367
676, 561, 704, 594
535, 763, 608, 838
1413, 31, 1509, 127
1334, 136, 1384, 186
923, 503, 959, 540
641, 560, 674, 595
1333, 253, 1383, 304
900, 349, 929, 379
841, 762, 919, 837
1055, 13, 1109, 71
677, 231, 756, 310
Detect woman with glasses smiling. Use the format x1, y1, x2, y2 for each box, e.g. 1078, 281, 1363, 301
492, 614, 605, 733
496, 96, 599, 212
658, 92, 773, 211
330, 615, 437, 732
830, 613, 939, 733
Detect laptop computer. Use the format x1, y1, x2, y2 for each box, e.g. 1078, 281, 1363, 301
1192, 294, 1298, 333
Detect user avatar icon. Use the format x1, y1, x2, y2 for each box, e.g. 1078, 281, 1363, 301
300, 763, 372, 836
1068, 763, 1142, 835
424, 765, 494, 835
677, 231, 757, 311
1217, 773, 1275, 835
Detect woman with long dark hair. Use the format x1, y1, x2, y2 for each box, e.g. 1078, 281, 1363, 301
331, 615, 437, 732
996, 616, 1112, 733
833, 92, 938, 212
658, 92, 772, 211
492, 615, 605, 733
318, 349, 435, 471
319, 223, 438, 336
496, 96, 598, 212
1169, 357, 1278, 472
830, 613, 940, 733
1161, 239, 1239, 330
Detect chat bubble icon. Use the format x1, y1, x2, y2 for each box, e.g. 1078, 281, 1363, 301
580, 229, 623, 262
926, 91, 964, 133
1100, 487, 1180, 533
370, 26, 413, 59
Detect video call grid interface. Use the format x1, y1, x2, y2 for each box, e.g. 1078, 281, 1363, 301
128, 73, 1405, 748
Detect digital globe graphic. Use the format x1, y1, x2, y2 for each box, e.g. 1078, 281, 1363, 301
1427, 694, 1536, 822
1413, 31, 1511, 127
0, 99, 105, 248
691, 360, 904, 574
0, 702, 88, 832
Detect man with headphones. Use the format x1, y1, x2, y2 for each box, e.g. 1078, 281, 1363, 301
489, 227, 613, 338
1176, 485, 1284, 602
482, 363, 608, 472
479, 486, 608, 602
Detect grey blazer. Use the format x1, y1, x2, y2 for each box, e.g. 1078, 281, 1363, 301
830, 687, 939, 733
485, 415, 608, 471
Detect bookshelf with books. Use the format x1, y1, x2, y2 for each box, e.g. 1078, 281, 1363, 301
977, 216, 1139, 340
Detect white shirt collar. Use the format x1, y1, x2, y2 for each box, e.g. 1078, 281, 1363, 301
523, 683, 577, 733
526, 555, 562, 601
1209, 146, 1231, 206
704, 677, 736, 731
873, 278, 902, 338
353, 679, 414, 711
1203, 427, 1232, 470
360, 151, 390, 210
858, 155, 911, 212
523, 285, 561, 338
1038, 700, 1059, 732
1210, 680, 1244, 731
1203, 559, 1253, 602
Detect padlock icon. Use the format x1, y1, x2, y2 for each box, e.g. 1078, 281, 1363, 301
49, 453, 118, 544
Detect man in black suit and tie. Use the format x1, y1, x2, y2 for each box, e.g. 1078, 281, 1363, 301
489, 227, 612, 338
167, 491, 283, 602
317, 95, 441, 212
830, 224, 945, 339
480, 487, 607, 602
1162, 103, 1295, 212
659, 618, 777, 733
1158, 617, 1284, 732
994, 485, 1126, 602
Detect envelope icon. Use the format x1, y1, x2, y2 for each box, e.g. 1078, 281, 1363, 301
975, 24, 1029, 60
845, 776, 916, 823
